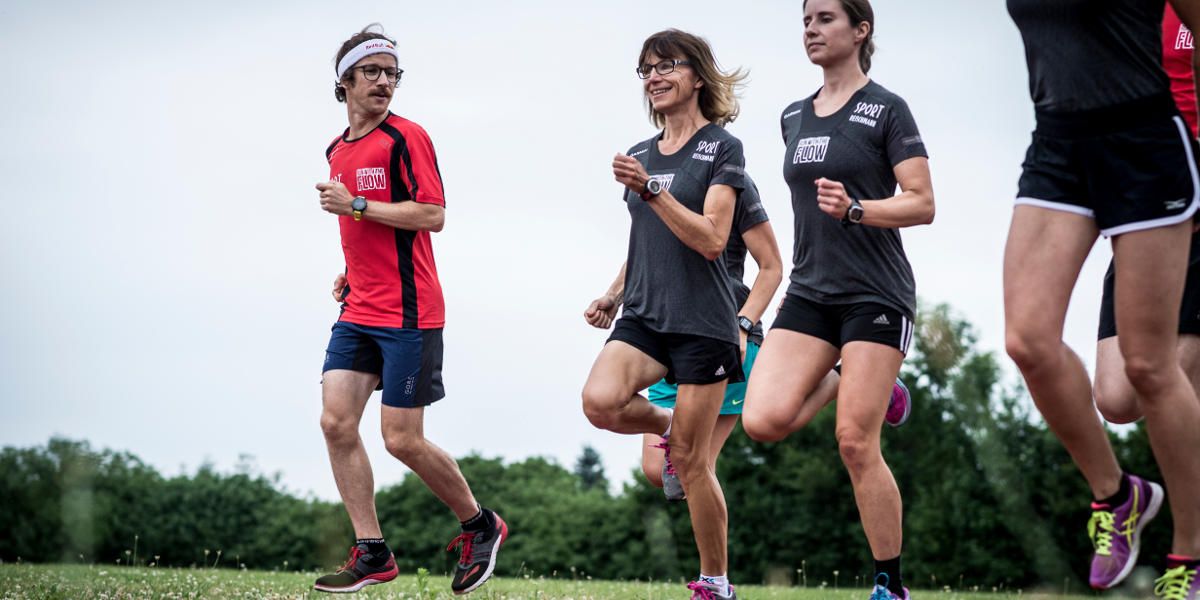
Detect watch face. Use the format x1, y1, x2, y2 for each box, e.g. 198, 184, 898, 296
849, 205, 864, 223
352, 197, 367, 211
739, 316, 754, 331
647, 178, 663, 195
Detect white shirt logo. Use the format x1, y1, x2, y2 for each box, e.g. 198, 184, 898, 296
1178, 24, 1194, 50
356, 167, 387, 192
692, 140, 721, 162
649, 173, 675, 191
849, 102, 884, 128
793, 136, 830, 164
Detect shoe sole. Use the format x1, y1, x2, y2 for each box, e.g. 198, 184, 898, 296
454, 516, 509, 595
1090, 480, 1164, 590
313, 569, 398, 593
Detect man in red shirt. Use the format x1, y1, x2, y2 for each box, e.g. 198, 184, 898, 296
312, 25, 506, 595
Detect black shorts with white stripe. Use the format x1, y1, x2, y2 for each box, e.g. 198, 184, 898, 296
772, 294, 913, 355
1015, 93, 1200, 237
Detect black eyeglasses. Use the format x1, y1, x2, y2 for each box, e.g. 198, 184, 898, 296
636, 59, 691, 79
354, 65, 403, 83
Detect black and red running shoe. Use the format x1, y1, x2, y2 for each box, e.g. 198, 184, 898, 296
446, 510, 508, 595
313, 544, 398, 593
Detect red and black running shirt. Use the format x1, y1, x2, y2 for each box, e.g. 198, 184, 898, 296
1163, 2, 1198, 137
326, 112, 446, 329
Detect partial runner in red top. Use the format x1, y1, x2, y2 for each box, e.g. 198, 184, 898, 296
1164, 2, 1199, 137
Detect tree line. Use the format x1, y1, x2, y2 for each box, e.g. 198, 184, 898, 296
0, 304, 1165, 590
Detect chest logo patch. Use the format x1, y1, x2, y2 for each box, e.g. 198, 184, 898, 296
649, 173, 675, 191
1177, 24, 1194, 50
793, 136, 831, 164
849, 101, 884, 128
692, 140, 721, 162
356, 167, 387, 192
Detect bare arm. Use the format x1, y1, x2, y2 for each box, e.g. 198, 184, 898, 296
738, 221, 784, 324
612, 154, 735, 260
362, 201, 445, 232
814, 156, 935, 228
316, 180, 445, 231
584, 262, 626, 329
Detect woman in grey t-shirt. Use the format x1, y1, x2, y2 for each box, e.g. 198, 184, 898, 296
741, 2, 935, 599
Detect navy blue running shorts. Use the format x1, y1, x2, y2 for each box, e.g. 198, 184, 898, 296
323, 321, 445, 408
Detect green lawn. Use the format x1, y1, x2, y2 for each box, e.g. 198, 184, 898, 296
0, 564, 1101, 599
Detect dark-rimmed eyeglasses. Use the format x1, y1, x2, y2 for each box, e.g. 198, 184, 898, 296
354, 65, 403, 83
636, 59, 691, 79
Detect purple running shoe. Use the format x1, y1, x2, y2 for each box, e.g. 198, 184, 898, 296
1088, 474, 1164, 589
1154, 558, 1199, 599
885, 378, 912, 428
687, 580, 736, 599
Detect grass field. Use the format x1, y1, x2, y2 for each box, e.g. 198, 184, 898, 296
0, 564, 1110, 599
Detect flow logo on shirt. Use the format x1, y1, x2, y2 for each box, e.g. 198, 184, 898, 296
793, 136, 831, 164
849, 101, 884, 128
692, 140, 721, 162
1178, 24, 1194, 50
356, 167, 387, 191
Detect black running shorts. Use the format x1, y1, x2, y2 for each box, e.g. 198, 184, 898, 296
772, 294, 914, 355
607, 315, 744, 386
1016, 94, 1200, 237
1097, 248, 1200, 340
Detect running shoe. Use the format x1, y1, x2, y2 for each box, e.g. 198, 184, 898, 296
1154, 562, 1199, 599
653, 438, 685, 501
313, 544, 398, 593
687, 580, 736, 599
447, 510, 508, 595
869, 573, 910, 599
885, 378, 912, 427
1088, 474, 1164, 589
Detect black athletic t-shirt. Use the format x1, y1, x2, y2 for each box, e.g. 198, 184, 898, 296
781, 81, 927, 316
1008, 0, 1169, 112
726, 176, 770, 342
622, 124, 747, 344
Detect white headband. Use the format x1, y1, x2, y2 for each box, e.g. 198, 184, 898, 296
336, 38, 400, 79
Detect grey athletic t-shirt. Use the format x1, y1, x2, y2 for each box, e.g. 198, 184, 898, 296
621, 123, 747, 344
1008, 0, 1168, 112
781, 81, 927, 317
726, 176, 770, 343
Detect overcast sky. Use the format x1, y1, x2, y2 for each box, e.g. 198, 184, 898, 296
0, 1, 1119, 501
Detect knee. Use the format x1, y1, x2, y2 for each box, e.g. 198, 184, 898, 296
320, 412, 359, 448
581, 384, 624, 430
836, 428, 879, 474
383, 430, 424, 462
1122, 354, 1172, 398
1092, 377, 1141, 424
742, 408, 789, 443
1005, 329, 1056, 374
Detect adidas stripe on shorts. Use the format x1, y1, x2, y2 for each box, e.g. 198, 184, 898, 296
772, 294, 913, 355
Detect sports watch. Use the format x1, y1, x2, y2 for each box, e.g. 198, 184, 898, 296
738, 315, 755, 334
351, 196, 368, 221
844, 198, 864, 225
640, 177, 664, 201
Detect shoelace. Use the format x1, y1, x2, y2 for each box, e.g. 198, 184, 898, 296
869, 573, 894, 600
652, 441, 677, 475
338, 546, 364, 573
1088, 508, 1116, 556
686, 581, 718, 600
1155, 566, 1195, 600
446, 532, 477, 566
